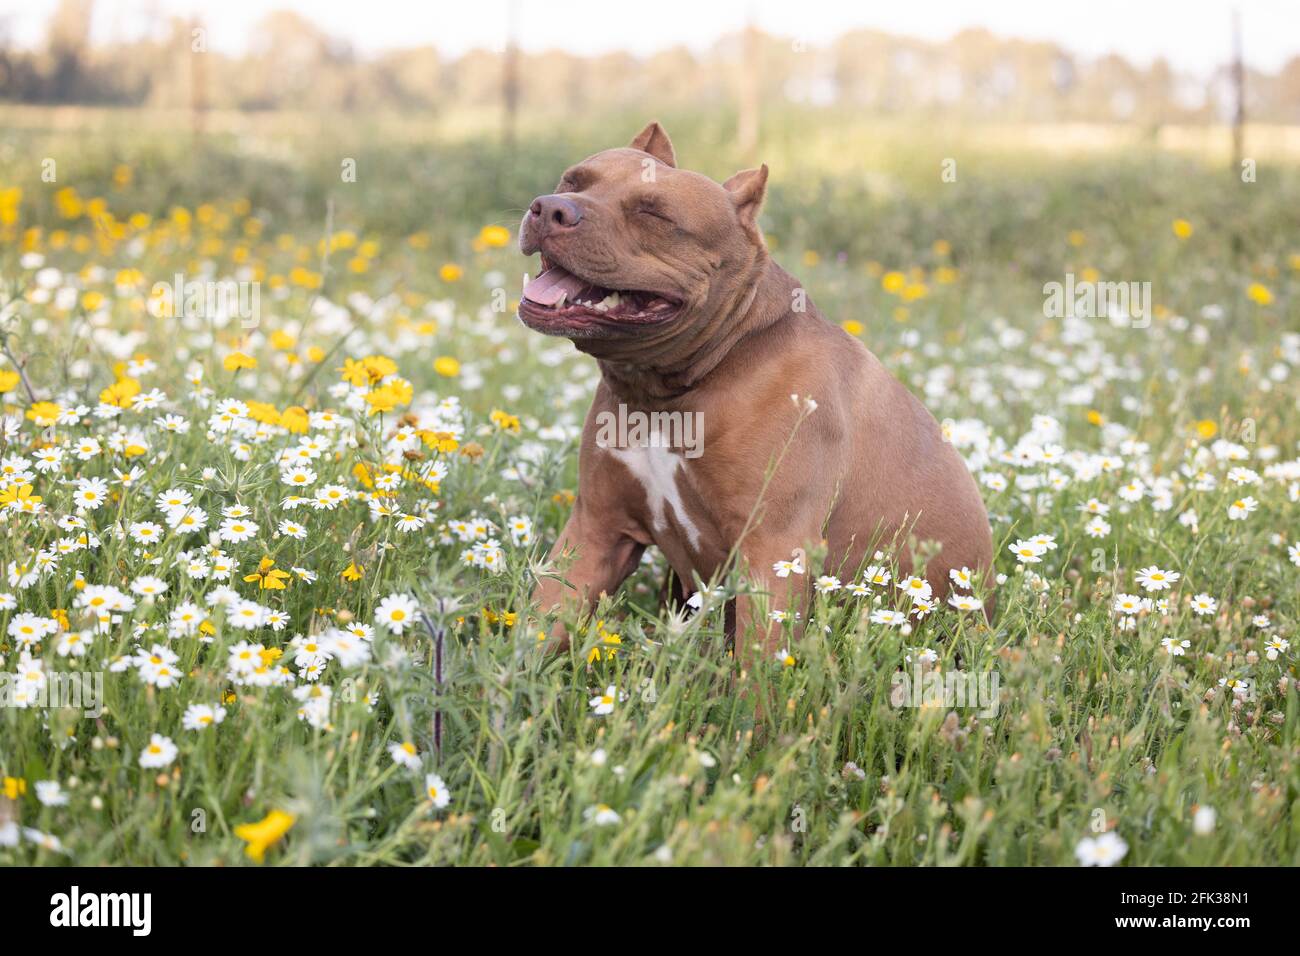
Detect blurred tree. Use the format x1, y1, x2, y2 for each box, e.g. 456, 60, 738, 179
43, 0, 93, 102
0, 8, 1296, 127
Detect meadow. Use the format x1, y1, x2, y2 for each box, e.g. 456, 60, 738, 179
0, 106, 1297, 865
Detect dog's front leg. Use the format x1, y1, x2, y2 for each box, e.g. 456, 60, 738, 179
732, 542, 812, 677
532, 505, 646, 650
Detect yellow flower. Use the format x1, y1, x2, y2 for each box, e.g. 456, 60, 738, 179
339, 355, 396, 387
2, 776, 27, 799
1194, 419, 1218, 439
280, 405, 310, 434
1246, 283, 1273, 306
478, 225, 511, 248
364, 385, 400, 416
587, 621, 622, 663
341, 562, 364, 581
1086, 409, 1105, 426
0, 187, 21, 226
26, 401, 62, 427
245, 401, 282, 426
54, 187, 83, 219
419, 430, 459, 454
0, 483, 42, 510
841, 319, 864, 336
881, 271, 906, 294
243, 556, 291, 591
433, 356, 460, 378
364, 378, 412, 417
288, 266, 322, 289
1067, 229, 1086, 247
269, 330, 297, 350
439, 263, 463, 282
351, 462, 375, 489
234, 809, 296, 863
490, 408, 520, 434
390, 377, 414, 402
224, 352, 257, 371
100, 377, 140, 409
81, 290, 105, 311
337, 357, 368, 386
0, 370, 20, 394
1172, 219, 1193, 239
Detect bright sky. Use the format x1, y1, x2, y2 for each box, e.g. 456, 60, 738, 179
5, 0, 1297, 74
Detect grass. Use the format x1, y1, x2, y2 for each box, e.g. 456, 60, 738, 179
0, 107, 1296, 865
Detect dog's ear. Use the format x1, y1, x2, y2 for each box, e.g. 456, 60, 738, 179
723, 164, 768, 229
629, 121, 676, 168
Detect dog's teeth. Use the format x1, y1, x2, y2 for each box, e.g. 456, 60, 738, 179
595, 292, 621, 313
554, 292, 567, 308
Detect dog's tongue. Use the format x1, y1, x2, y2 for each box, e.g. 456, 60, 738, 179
523, 267, 588, 306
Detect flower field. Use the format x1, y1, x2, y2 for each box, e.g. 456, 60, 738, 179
0, 112, 1297, 865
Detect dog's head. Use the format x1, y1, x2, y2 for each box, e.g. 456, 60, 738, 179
518, 122, 768, 359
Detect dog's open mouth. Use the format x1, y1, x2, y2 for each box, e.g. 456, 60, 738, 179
518, 260, 681, 333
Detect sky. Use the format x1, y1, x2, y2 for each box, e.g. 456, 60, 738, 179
4, 0, 1298, 75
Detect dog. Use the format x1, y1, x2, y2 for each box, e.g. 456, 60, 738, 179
518, 122, 992, 669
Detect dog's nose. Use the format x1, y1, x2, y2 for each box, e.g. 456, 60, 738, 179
529, 195, 583, 229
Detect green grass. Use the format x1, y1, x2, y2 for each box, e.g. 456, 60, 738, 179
0, 108, 1296, 865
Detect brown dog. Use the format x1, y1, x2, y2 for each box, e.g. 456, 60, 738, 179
518, 122, 992, 667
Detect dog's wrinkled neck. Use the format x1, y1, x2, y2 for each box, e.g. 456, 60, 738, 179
596, 252, 796, 403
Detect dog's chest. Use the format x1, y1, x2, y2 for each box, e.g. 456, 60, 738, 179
606, 444, 703, 551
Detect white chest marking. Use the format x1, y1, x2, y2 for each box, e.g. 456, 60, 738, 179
609, 442, 702, 551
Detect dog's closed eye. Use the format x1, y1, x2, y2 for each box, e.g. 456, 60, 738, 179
634, 200, 674, 224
